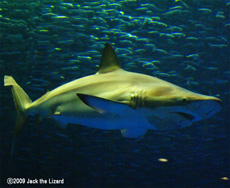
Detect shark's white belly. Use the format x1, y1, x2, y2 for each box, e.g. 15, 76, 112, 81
51, 101, 151, 130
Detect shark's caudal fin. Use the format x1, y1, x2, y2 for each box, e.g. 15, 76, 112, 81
4, 76, 32, 136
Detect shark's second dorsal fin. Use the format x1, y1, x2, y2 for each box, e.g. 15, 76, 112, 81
97, 43, 121, 74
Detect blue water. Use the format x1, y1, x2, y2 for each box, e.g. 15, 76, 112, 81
0, 0, 229, 187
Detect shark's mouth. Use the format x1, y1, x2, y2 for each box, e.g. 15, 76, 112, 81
171, 99, 222, 124
183, 100, 222, 120
175, 112, 195, 121
147, 99, 222, 131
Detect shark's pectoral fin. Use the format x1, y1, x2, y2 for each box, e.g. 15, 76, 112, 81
121, 127, 148, 138
77, 93, 132, 114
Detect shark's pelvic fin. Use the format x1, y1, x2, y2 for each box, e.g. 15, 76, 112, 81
97, 43, 121, 74
55, 120, 68, 129
121, 127, 147, 138
4, 76, 32, 136
77, 93, 131, 114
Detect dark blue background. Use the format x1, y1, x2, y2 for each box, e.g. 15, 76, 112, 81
1, 0, 229, 187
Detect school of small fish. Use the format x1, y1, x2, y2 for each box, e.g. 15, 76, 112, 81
0, 0, 229, 97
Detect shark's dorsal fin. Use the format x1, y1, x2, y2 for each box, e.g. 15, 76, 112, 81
97, 43, 121, 74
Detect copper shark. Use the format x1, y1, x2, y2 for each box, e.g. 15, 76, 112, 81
4, 43, 222, 138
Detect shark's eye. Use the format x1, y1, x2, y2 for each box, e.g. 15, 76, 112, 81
182, 97, 188, 104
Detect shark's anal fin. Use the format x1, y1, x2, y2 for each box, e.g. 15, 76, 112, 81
51, 111, 68, 129
77, 93, 132, 114
97, 43, 121, 74
121, 127, 147, 138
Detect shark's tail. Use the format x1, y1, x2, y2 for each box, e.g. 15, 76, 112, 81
4, 75, 32, 136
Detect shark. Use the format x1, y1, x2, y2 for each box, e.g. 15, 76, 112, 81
4, 43, 222, 138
